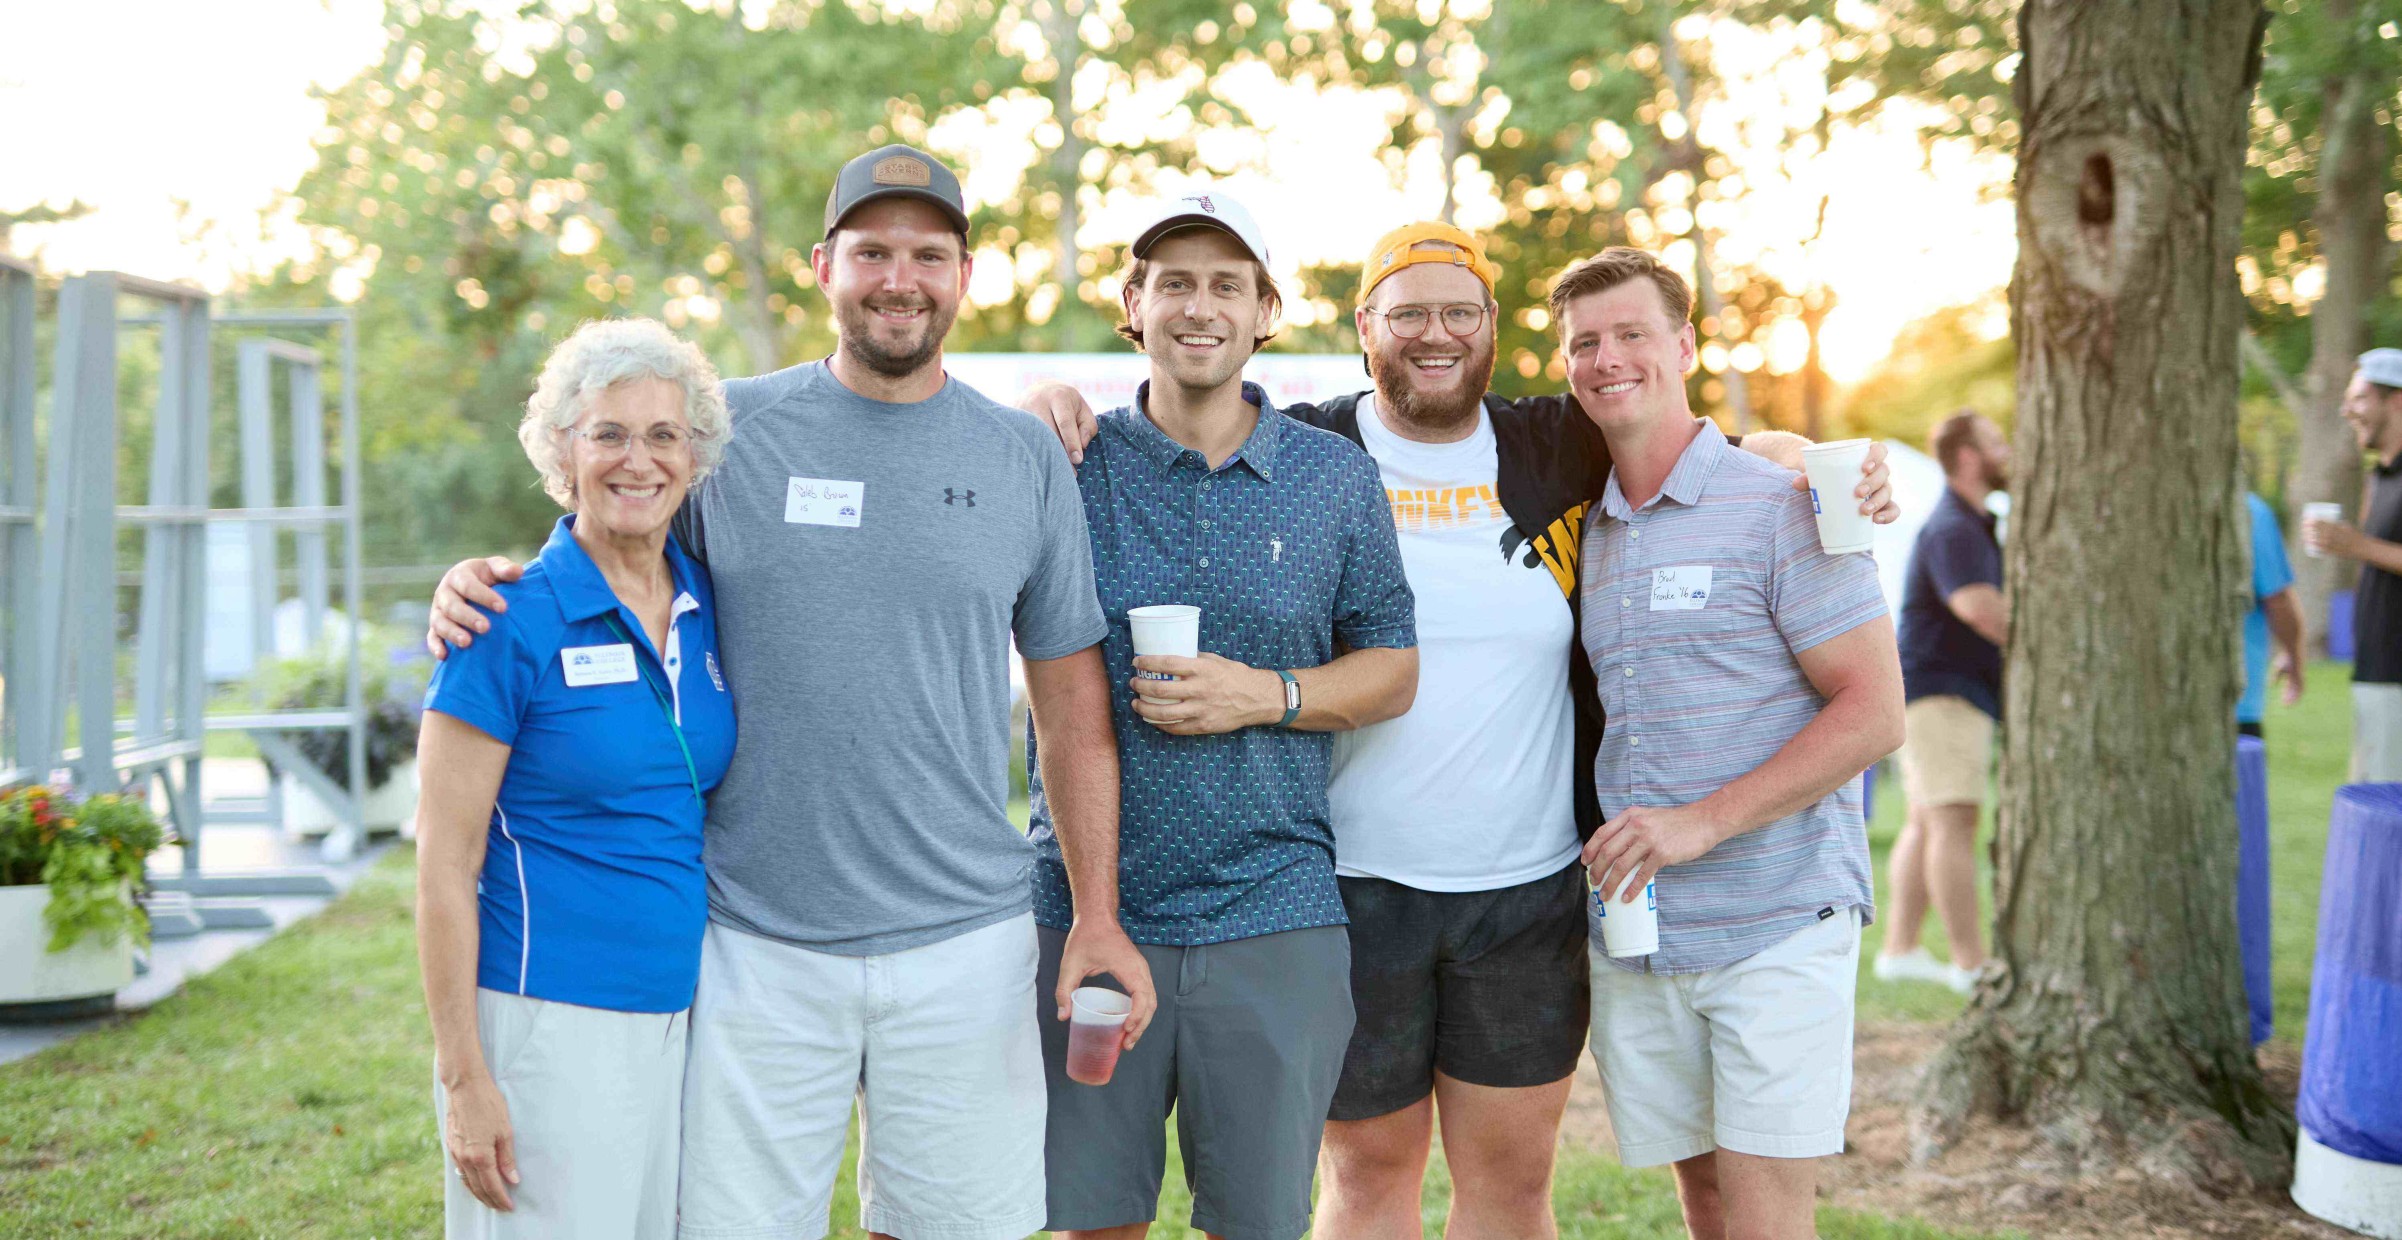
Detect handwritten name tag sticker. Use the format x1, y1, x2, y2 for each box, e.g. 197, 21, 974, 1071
561, 643, 639, 687
785, 477, 865, 527
1650, 566, 1713, 611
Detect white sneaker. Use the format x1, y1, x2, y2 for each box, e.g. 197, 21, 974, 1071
1946, 963, 1982, 995
1872, 946, 1951, 984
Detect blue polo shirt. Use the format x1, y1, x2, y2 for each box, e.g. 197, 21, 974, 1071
1027, 383, 1418, 946
1898, 487, 2003, 718
423, 516, 737, 1013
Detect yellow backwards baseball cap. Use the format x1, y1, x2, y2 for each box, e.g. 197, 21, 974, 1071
1360, 222, 1499, 301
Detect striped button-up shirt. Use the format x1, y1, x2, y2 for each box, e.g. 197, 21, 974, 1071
1581, 419, 1887, 974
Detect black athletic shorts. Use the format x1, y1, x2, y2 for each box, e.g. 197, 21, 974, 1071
1329, 861, 1590, 1121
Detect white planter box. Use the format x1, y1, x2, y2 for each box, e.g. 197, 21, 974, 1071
0, 883, 135, 1006
278, 758, 420, 838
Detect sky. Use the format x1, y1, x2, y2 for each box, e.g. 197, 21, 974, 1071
0, 0, 2016, 383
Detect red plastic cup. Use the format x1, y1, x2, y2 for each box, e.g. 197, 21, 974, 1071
1064, 986, 1132, 1086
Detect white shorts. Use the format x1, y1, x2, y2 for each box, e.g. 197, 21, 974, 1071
2353, 683, 2402, 782
1587, 908, 1861, 1167
435, 989, 687, 1240
676, 914, 1047, 1240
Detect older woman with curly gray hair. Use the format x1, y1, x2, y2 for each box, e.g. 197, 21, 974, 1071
416, 317, 736, 1239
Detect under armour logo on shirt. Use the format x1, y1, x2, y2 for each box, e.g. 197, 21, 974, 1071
944, 488, 976, 507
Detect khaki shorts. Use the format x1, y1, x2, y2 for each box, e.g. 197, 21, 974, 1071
1587, 909, 1861, 1166
1898, 695, 1994, 809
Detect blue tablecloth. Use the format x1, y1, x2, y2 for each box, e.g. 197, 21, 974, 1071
2235, 737, 2273, 1045
2299, 783, 2402, 1165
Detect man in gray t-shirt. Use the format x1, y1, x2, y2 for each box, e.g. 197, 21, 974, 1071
426, 145, 1152, 1240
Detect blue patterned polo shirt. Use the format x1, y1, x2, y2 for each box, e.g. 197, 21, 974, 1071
1029, 382, 1418, 946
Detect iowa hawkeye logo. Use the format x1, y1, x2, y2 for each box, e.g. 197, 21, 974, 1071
1499, 503, 1583, 601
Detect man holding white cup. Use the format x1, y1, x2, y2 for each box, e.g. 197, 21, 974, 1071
1020, 222, 1903, 1240
1023, 190, 1420, 1240
1553, 247, 1904, 1240
2303, 347, 2402, 780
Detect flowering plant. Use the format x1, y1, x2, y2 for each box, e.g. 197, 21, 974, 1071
0, 784, 166, 952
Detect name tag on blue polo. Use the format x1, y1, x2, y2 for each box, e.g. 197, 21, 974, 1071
561, 643, 638, 687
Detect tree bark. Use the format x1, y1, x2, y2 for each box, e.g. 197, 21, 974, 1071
1914, 0, 2292, 1191
2286, 0, 2393, 652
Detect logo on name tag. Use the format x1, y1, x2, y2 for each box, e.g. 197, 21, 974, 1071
1650, 566, 1713, 611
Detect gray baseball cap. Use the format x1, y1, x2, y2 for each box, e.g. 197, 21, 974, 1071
2360, 348, 2402, 388
822, 144, 970, 238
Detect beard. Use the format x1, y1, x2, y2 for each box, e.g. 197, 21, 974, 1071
1983, 458, 2009, 492
835, 295, 957, 379
1366, 338, 1497, 436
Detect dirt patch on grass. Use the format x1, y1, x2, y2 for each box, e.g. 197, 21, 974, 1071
1561, 1020, 2354, 1238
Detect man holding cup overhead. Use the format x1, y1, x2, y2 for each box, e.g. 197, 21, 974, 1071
1555, 247, 1904, 1239
1024, 190, 1420, 1240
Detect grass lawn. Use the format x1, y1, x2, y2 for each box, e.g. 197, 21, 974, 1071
5, 668, 2346, 1238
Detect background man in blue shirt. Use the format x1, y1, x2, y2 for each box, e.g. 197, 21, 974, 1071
1877, 410, 2007, 994
2240, 492, 2304, 737
1026, 192, 1419, 1240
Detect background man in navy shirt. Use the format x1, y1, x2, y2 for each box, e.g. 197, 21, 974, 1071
1026, 192, 1419, 1240
1876, 410, 2007, 994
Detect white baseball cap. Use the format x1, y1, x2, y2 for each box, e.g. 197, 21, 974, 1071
2359, 348, 2402, 388
1130, 191, 1271, 266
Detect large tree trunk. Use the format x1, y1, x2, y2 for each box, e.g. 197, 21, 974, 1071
1914, 0, 2291, 1191
2286, 0, 2393, 651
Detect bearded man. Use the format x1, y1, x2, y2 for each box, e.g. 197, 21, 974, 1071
1023, 223, 1898, 1239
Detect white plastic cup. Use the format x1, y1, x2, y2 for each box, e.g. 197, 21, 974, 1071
1064, 986, 1133, 1086
2303, 502, 2343, 559
1592, 873, 1660, 958
1800, 439, 1877, 555
1128, 604, 1200, 705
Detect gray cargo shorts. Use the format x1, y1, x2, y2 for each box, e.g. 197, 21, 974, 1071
1033, 923, 1354, 1240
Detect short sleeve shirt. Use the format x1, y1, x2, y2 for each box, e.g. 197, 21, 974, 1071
1898, 487, 2003, 718
1027, 383, 1418, 946
1580, 421, 1888, 975
423, 516, 736, 1013
2239, 493, 2295, 723
2355, 459, 2402, 685
674, 361, 1106, 956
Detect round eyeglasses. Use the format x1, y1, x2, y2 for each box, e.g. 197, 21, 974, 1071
1364, 302, 1490, 339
